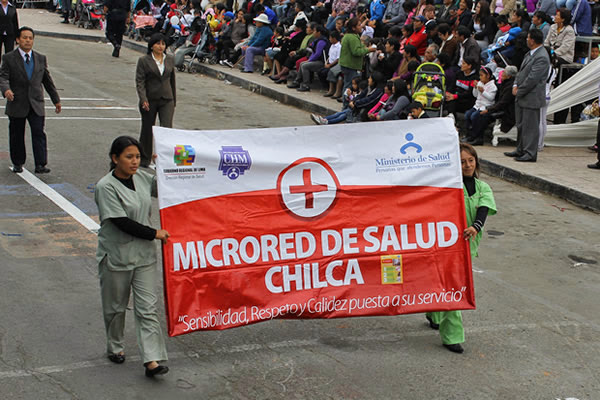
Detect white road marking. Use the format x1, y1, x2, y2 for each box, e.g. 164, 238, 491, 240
44, 97, 114, 101
44, 106, 137, 110
0, 320, 593, 380
14, 168, 100, 234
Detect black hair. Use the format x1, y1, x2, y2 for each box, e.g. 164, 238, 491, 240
407, 60, 420, 72
557, 7, 572, 25
275, 26, 285, 35
402, 1, 415, 11
295, 1, 306, 11
384, 80, 394, 93
215, 3, 226, 11
346, 17, 360, 33
475, 0, 491, 22
358, 79, 369, 91
18, 26, 35, 38
437, 52, 451, 67
329, 30, 341, 41
295, 18, 307, 29
388, 25, 403, 38
147, 33, 167, 54
528, 27, 544, 45
436, 23, 451, 35
315, 25, 329, 37
401, 23, 414, 36
385, 37, 400, 51
254, 3, 265, 12
462, 55, 479, 71
457, 25, 471, 39
408, 101, 424, 111
392, 79, 409, 100
462, 0, 473, 10
369, 71, 386, 88
404, 44, 419, 59
109, 136, 143, 170
533, 11, 551, 24
515, 9, 531, 23
495, 14, 508, 25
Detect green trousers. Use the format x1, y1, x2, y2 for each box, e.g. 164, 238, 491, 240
426, 311, 464, 345
99, 259, 168, 364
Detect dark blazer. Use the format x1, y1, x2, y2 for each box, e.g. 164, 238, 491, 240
515, 46, 550, 109
0, 3, 18, 38
0, 49, 60, 118
453, 36, 481, 66
135, 53, 176, 105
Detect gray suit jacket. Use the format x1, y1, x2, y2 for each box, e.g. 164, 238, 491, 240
135, 54, 176, 106
0, 49, 60, 118
515, 46, 550, 109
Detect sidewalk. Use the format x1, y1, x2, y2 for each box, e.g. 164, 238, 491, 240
20, 9, 600, 212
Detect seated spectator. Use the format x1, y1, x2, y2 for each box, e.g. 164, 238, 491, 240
241, 13, 274, 73
577, 43, 599, 63
408, 15, 428, 56
437, 0, 454, 24
454, 0, 473, 30
493, 15, 511, 44
269, 18, 306, 80
545, 8, 576, 64
423, 5, 437, 34
400, 59, 420, 84
349, 71, 386, 122
288, 25, 330, 92
375, 79, 412, 120
471, 1, 497, 51
311, 77, 366, 124
254, 3, 278, 26
463, 66, 497, 145
408, 101, 429, 118
437, 23, 459, 60
570, 0, 593, 36
454, 25, 481, 71
271, 21, 315, 83
323, 30, 343, 98
437, 52, 456, 84
263, 26, 285, 76
370, 0, 386, 23
382, 0, 408, 28
398, 24, 414, 54
368, 81, 394, 119
287, 1, 308, 32
396, 43, 421, 78
483, 65, 517, 135
424, 43, 440, 63
510, 9, 531, 32
530, 11, 551, 41
374, 38, 403, 80
217, 10, 249, 64
496, 0, 517, 16
403, 1, 417, 26
445, 56, 479, 117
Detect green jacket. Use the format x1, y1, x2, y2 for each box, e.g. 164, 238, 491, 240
339, 33, 370, 70
464, 178, 496, 258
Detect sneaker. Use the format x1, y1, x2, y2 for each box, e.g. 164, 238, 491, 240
219, 60, 225, 66
223, 60, 234, 68
318, 116, 328, 125
310, 113, 321, 125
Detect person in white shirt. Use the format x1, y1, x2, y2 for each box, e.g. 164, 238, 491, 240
463, 66, 497, 145
323, 30, 343, 98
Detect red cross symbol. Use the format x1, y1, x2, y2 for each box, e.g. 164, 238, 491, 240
289, 169, 328, 209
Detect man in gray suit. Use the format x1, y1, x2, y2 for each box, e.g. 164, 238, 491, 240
504, 29, 550, 162
0, 27, 61, 173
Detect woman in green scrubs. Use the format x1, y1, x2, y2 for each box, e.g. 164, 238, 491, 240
94, 136, 170, 377
426, 143, 497, 353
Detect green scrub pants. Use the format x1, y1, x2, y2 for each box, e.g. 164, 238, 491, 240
426, 311, 464, 345
99, 259, 168, 364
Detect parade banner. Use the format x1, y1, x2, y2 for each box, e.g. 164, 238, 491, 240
154, 119, 474, 337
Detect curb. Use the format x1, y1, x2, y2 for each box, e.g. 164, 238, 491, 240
481, 159, 600, 213
38, 30, 600, 212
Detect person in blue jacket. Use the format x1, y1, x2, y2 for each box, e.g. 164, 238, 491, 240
370, 0, 386, 22
242, 13, 274, 73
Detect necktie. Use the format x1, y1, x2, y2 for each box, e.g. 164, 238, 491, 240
25, 54, 29, 64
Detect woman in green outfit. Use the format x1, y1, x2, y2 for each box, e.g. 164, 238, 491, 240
339, 17, 377, 92
94, 136, 170, 377
426, 143, 497, 353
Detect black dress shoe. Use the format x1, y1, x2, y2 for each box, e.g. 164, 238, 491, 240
145, 364, 169, 378
504, 150, 523, 157
35, 165, 51, 173
425, 315, 439, 330
297, 84, 310, 92
108, 353, 126, 364
443, 343, 464, 353
269, 75, 280, 81
467, 139, 484, 146
274, 77, 287, 84
287, 81, 300, 89
260, 68, 270, 75
587, 162, 600, 169
112, 46, 120, 58
515, 154, 536, 162
12, 165, 23, 173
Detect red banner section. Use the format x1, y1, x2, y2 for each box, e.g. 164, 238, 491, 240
160, 184, 472, 336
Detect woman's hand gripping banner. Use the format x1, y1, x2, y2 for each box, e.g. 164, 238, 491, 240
154, 118, 474, 337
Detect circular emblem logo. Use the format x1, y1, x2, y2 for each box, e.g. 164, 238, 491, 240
277, 158, 340, 218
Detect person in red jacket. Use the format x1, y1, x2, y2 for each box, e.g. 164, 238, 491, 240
407, 15, 428, 56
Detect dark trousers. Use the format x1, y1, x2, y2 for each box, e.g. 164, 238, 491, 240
515, 104, 540, 159
597, 119, 600, 162
139, 98, 175, 164
0, 35, 15, 56
106, 15, 127, 48
9, 108, 47, 167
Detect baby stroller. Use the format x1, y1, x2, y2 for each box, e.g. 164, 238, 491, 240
412, 62, 446, 117
175, 17, 216, 72
75, 0, 103, 29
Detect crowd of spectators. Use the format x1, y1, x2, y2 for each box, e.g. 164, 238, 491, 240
124, 0, 599, 144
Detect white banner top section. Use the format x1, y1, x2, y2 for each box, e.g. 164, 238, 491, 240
154, 118, 462, 210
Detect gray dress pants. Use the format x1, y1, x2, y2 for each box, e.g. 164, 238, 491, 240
515, 103, 541, 159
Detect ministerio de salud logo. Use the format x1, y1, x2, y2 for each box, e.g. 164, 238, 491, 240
174, 145, 196, 166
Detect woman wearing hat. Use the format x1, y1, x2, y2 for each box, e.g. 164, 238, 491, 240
135, 33, 176, 167
241, 13, 273, 73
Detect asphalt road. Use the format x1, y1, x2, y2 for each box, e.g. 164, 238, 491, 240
0, 37, 599, 400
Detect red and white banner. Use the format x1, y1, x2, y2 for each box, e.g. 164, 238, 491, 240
154, 119, 473, 337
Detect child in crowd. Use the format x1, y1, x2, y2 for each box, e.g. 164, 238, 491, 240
310, 78, 366, 125
368, 81, 393, 119
349, 71, 386, 122
408, 101, 429, 118
375, 79, 412, 120
463, 66, 497, 145
426, 143, 496, 354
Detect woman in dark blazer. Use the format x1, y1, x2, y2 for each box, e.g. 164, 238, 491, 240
0, 0, 18, 59
135, 33, 176, 167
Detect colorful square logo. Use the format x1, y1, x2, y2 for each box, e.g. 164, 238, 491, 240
381, 254, 402, 284
174, 145, 195, 166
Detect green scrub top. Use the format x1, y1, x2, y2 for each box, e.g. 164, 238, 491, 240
95, 169, 157, 271
464, 178, 497, 258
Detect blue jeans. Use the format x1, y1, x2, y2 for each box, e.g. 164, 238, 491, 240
465, 107, 490, 140
326, 108, 352, 124
243, 47, 265, 72
341, 66, 359, 93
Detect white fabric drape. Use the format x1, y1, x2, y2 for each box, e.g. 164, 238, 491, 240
493, 119, 599, 147
547, 57, 600, 115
